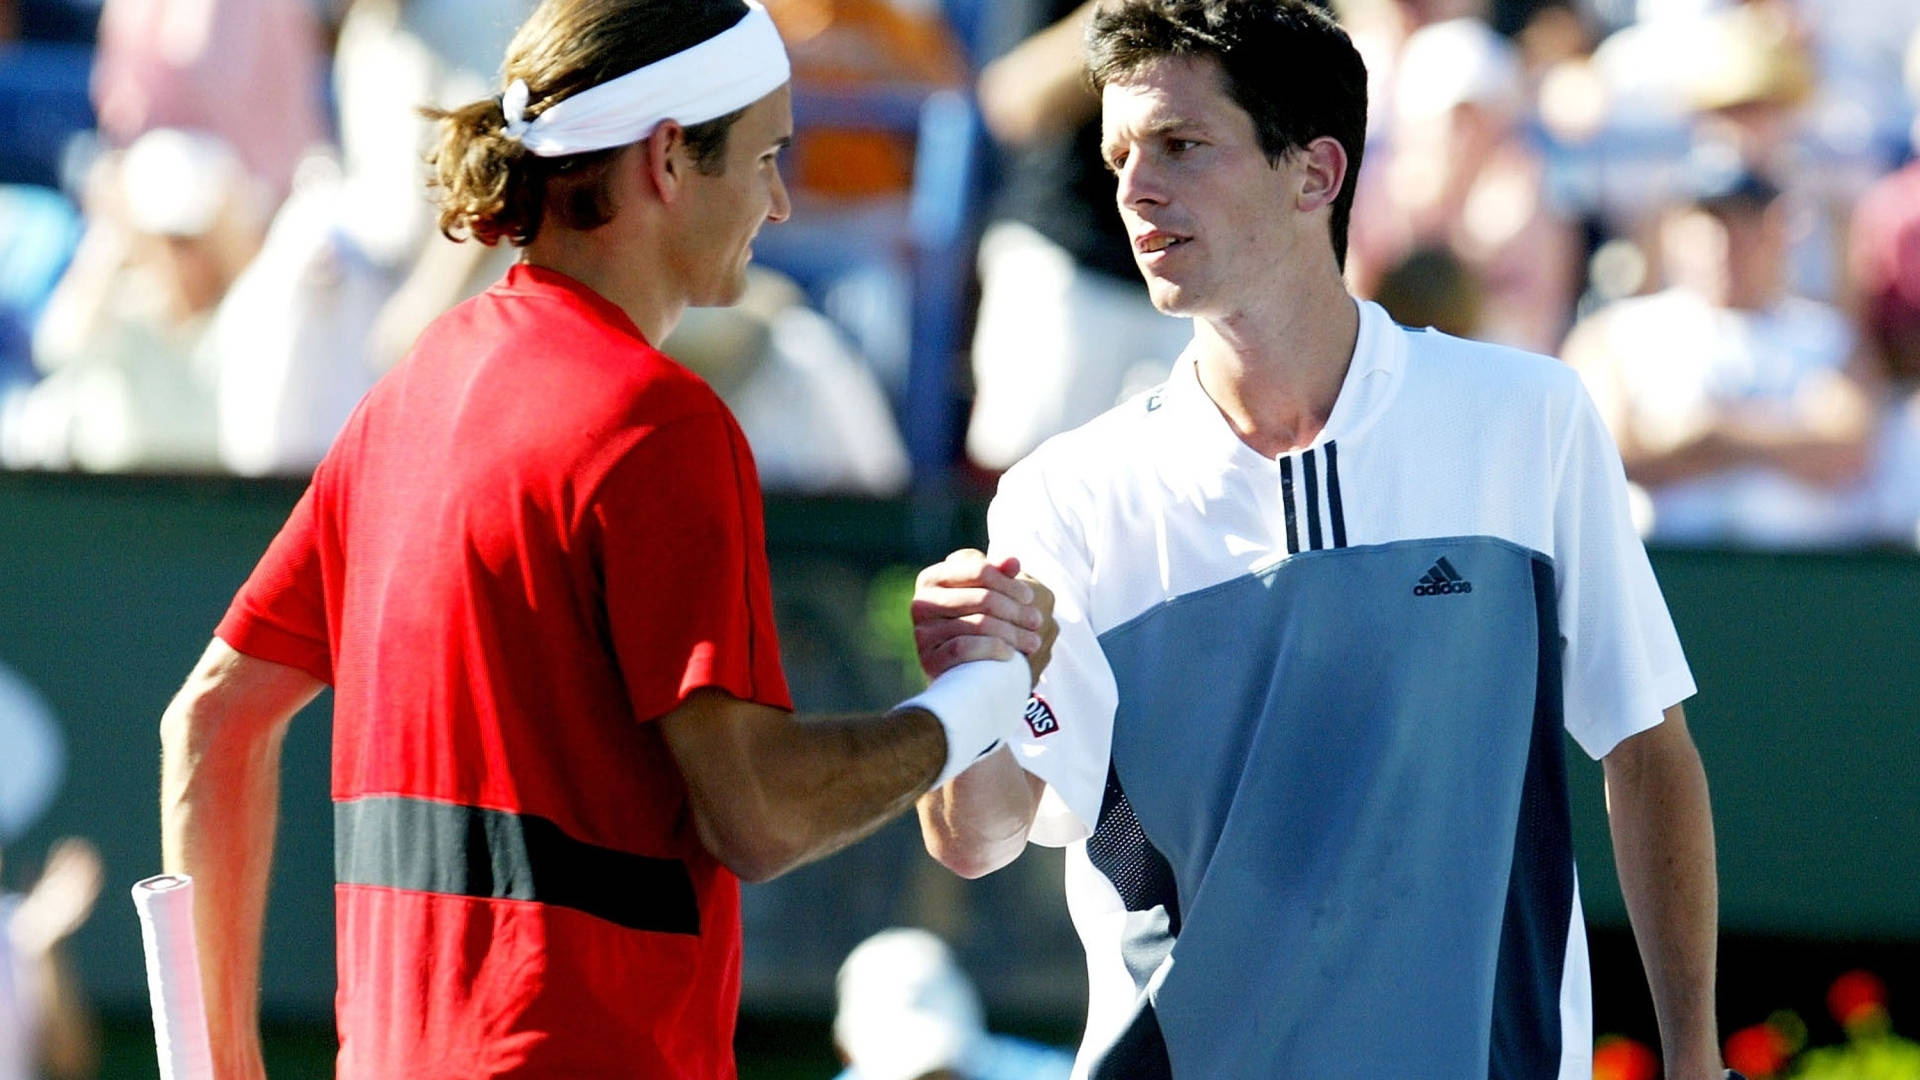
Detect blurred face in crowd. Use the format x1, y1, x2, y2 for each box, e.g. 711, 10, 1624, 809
668, 85, 793, 307
149, 233, 228, 320
1103, 55, 1339, 322
1661, 197, 1787, 312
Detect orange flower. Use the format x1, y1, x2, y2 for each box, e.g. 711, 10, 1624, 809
1828, 970, 1889, 1031
1724, 1023, 1793, 1078
1594, 1035, 1658, 1080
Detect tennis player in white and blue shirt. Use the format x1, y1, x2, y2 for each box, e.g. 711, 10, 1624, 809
907, 2, 1736, 1078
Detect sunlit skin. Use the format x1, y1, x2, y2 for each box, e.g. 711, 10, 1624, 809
523, 85, 793, 344
1660, 201, 1788, 314
1099, 54, 1358, 456
1101, 55, 1313, 322
668, 84, 794, 308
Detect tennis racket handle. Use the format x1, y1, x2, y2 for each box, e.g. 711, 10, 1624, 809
133, 874, 216, 1080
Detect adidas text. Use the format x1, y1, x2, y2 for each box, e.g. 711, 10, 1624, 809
1413, 557, 1473, 596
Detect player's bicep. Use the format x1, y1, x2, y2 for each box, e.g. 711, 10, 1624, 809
165, 638, 326, 741
216, 484, 332, 683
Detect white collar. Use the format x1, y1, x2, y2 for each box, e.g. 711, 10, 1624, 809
1160, 299, 1407, 466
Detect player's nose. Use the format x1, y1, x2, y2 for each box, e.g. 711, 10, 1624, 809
1115, 151, 1167, 210
766, 163, 791, 224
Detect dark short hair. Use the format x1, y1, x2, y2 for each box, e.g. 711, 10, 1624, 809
1087, 0, 1369, 269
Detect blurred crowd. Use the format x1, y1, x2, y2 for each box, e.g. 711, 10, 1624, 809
0, 660, 100, 1080
0, 0, 1918, 548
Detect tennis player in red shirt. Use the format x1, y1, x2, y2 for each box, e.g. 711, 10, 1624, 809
156, 2, 1051, 1077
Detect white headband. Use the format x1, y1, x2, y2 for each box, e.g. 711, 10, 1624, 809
502, 1, 790, 158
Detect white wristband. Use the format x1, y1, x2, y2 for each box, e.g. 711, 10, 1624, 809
893, 653, 1031, 789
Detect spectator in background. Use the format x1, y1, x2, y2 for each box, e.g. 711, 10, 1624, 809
1562, 163, 1887, 547
764, 0, 968, 200
208, 0, 531, 476
684, 0, 954, 488
1681, 3, 1814, 169
664, 267, 912, 494
1844, 28, 1920, 544
1578, 0, 1881, 305
0, 838, 102, 1080
3, 128, 263, 472
91, 0, 328, 205
833, 928, 1071, 1080
0, 660, 102, 1080
962, 0, 1193, 472
1370, 244, 1483, 337
0, 186, 82, 397
1849, 29, 1920, 391
1347, 14, 1581, 352
1335, 0, 1490, 119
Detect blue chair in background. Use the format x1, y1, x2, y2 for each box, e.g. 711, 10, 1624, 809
754, 81, 988, 489
0, 42, 93, 189
938, 0, 1001, 69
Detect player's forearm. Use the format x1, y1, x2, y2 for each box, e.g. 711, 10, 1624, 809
159, 688, 290, 1079
976, 1, 1100, 146
752, 709, 950, 878
917, 745, 1043, 878
668, 695, 949, 882
1623, 415, 1869, 489
1603, 706, 1723, 1079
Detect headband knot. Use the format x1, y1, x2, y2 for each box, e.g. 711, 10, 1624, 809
501, 79, 532, 140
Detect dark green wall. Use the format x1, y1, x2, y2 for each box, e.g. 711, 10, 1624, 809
2, 471, 1915, 1022
1567, 548, 1920, 937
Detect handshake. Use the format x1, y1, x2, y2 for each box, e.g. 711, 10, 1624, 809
892, 549, 1058, 789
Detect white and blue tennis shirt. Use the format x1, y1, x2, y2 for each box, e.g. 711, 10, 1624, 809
986, 300, 1696, 1080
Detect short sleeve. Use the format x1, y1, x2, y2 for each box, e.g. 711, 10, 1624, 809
217, 484, 333, 683
594, 406, 791, 723
987, 458, 1118, 846
1554, 385, 1697, 758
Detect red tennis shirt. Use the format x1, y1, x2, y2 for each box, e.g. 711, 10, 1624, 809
216, 264, 791, 1079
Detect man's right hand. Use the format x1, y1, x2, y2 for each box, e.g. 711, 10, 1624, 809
11, 837, 103, 958
912, 549, 1056, 685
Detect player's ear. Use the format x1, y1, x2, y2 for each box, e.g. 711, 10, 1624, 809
644, 120, 689, 203
1295, 135, 1348, 215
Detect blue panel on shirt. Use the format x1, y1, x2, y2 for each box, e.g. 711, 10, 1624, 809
1089, 536, 1571, 1077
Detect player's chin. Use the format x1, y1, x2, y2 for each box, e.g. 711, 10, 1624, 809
701, 264, 753, 308
1145, 278, 1195, 316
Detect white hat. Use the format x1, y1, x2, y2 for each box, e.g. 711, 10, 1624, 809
117, 128, 243, 238
834, 928, 985, 1080
1394, 17, 1523, 122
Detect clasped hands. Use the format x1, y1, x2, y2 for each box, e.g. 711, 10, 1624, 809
910, 548, 1057, 686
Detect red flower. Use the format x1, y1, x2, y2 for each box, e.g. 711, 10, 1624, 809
1724, 1023, 1793, 1078
1593, 1035, 1658, 1080
1828, 970, 1889, 1030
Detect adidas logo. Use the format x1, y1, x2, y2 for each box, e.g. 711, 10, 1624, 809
1412, 557, 1473, 596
